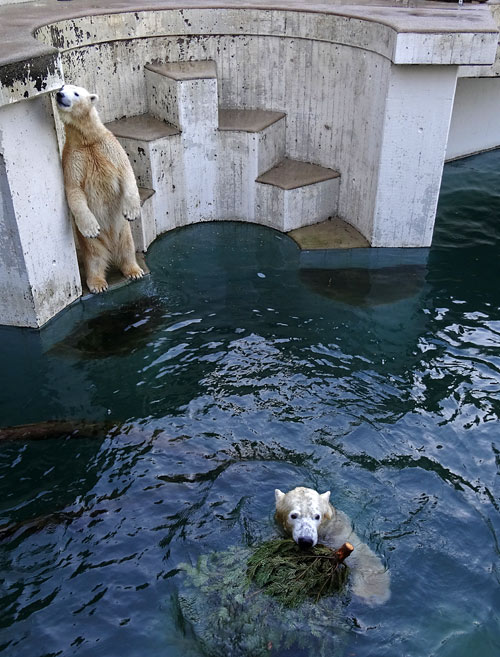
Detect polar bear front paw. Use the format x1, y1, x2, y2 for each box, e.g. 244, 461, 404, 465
87, 277, 108, 294
78, 218, 101, 239
122, 195, 141, 222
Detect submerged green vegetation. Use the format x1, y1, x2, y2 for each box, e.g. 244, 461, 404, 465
177, 544, 350, 657
246, 538, 350, 606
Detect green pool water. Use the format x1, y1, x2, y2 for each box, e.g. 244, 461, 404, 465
1, 150, 499, 656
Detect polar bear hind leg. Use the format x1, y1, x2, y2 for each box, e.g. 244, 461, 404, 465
116, 224, 144, 280
78, 234, 111, 294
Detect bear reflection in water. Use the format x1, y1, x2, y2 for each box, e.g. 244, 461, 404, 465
299, 264, 426, 306
53, 296, 165, 358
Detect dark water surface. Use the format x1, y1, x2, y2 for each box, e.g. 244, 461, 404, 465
1, 150, 500, 656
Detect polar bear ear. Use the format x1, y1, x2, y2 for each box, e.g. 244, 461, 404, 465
320, 491, 332, 521
275, 489, 285, 506
89, 94, 99, 105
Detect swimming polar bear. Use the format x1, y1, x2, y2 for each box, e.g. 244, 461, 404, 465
56, 84, 144, 293
275, 487, 390, 605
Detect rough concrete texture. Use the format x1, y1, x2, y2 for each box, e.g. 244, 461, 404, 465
0, 96, 81, 327
459, 1, 500, 78
217, 114, 286, 221
257, 158, 340, 191
109, 76, 337, 233
134, 187, 156, 251
106, 114, 180, 141
219, 109, 286, 133
288, 217, 370, 250
371, 64, 458, 247
256, 174, 341, 232
0, 1, 498, 106
146, 59, 217, 81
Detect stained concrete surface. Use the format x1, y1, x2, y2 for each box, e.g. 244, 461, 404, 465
288, 217, 370, 249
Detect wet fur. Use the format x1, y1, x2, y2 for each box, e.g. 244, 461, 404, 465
275, 487, 390, 605
57, 85, 143, 293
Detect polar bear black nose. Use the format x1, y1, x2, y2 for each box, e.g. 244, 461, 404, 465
56, 91, 64, 99
298, 537, 314, 550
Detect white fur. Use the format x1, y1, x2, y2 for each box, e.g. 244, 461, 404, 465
56, 84, 143, 293
275, 487, 390, 605
55, 85, 98, 112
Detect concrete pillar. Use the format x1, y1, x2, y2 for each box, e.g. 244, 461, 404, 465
371, 65, 458, 248
0, 95, 81, 328
146, 61, 219, 223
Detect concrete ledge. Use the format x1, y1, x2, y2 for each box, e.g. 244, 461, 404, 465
139, 187, 155, 204
288, 217, 369, 249
219, 109, 286, 133
106, 114, 180, 140
145, 59, 217, 80
0, 1, 498, 106
256, 158, 340, 190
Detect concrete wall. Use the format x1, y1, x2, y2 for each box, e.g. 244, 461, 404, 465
0, 96, 81, 327
373, 64, 458, 246
54, 35, 389, 243
447, 0, 500, 160
447, 77, 500, 161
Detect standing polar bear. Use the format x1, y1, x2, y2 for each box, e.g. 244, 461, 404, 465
275, 487, 390, 605
56, 85, 144, 293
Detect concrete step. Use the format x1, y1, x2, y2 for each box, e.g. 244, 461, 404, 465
145, 60, 218, 221
106, 113, 183, 235
145, 59, 218, 130
256, 158, 341, 232
217, 108, 286, 221
139, 187, 155, 204
218, 108, 286, 175
132, 187, 156, 252
256, 158, 340, 190
107, 114, 180, 187
107, 114, 180, 141
218, 109, 286, 133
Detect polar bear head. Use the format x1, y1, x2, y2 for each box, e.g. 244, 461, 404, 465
55, 85, 99, 123
275, 487, 333, 549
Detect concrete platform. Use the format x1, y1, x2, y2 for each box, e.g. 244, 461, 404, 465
138, 187, 155, 204
288, 217, 370, 250
145, 59, 217, 80
219, 109, 286, 133
257, 158, 340, 190
106, 114, 180, 141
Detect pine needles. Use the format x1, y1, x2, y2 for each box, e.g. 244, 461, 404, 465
246, 538, 350, 607
177, 544, 351, 657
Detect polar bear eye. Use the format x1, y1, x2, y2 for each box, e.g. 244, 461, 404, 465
290, 513, 298, 520
74, 92, 79, 97
314, 514, 321, 521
